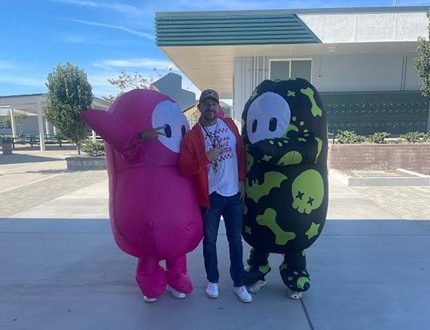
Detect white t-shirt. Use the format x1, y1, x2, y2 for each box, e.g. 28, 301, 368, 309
200, 119, 239, 196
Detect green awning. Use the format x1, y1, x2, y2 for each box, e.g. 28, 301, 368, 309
156, 12, 321, 46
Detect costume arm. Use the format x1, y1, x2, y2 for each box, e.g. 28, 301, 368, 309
249, 134, 320, 166
81, 109, 145, 163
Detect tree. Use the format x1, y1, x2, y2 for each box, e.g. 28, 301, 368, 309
45, 63, 93, 154
416, 10, 430, 97
104, 67, 172, 102
103, 70, 151, 102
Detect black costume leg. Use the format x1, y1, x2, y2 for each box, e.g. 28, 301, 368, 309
280, 250, 311, 298
244, 248, 271, 289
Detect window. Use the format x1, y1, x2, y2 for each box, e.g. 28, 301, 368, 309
270, 60, 312, 81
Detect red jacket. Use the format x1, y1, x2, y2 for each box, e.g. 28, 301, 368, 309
179, 118, 247, 209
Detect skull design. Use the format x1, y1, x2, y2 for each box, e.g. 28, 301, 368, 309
292, 169, 324, 214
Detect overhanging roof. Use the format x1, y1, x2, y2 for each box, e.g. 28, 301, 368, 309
0, 94, 110, 116
156, 6, 428, 98
156, 12, 321, 46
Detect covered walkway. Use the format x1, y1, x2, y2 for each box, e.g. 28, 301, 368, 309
0, 94, 110, 150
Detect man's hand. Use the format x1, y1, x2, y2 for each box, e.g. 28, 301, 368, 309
206, 146, 228, 162
139, 126, 166, 140
239, 180, 245, 201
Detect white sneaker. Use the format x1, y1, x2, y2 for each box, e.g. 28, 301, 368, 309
233, 286, 252, 303
206, 282, 219, 299
247, 280, 267, 293
167, 286, 186, 299
143, 295, 157, 303
288, 290, 302, 300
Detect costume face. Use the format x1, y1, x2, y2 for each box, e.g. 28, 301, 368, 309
152, 99, 189, 153
245, 91, 291, 144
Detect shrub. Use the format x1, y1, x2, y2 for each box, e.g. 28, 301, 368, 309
335, 130, 365, 144
400, 131, 426, 143
366, 132, 391, 144
81, 140, 104, 156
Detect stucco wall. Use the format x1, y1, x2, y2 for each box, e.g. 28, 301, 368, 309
299, 12, 427, 43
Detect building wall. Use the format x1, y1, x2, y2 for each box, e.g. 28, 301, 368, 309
314, 53, 420, 92
298, 12, 427, 43
233, 52, 422, 126
233, 56, 269, 125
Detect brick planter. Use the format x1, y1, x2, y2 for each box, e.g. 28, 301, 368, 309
329, 144, 430, 175
66, 156, 106, 171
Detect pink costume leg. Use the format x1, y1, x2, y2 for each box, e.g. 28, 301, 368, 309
135, 256, 167, 298
166, 255, 192, 294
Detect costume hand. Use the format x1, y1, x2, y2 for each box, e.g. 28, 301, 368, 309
139, 126, 166, 140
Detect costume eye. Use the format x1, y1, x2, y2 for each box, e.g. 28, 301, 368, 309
246, 92, 291, 144
269, 117, 277, 132
152, 100, 190, 153
164, 124, 172, 138
252, 119, 258, 133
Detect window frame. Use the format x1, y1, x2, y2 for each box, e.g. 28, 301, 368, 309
269, 58, 313, 82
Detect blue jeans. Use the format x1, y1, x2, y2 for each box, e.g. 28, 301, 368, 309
202, 192, 245, 287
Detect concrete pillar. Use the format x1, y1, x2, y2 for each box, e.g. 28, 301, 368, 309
92, 130, 97, 143
9, 108, 17, 138
45, 119, 51, 135
53, 126, 57, 135
427, 101, 430, 133
36, 99, 46, 151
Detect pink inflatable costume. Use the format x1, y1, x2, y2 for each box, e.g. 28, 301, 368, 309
81, 89, 203, 299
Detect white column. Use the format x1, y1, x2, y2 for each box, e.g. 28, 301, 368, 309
53, 126, 57, 135
92, 130, 97, 143
36, 99, 46, 151
427, 101, 430, 133
45, 119, 51, 135
9, 108, 17, 138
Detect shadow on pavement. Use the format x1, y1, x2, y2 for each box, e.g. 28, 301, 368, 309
0, 154, 63, 164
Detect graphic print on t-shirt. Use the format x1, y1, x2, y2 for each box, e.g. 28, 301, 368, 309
205, 126, 233, 162
202, 119, 239, 196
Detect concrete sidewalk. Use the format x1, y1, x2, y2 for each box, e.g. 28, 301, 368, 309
1, 151, 429, 329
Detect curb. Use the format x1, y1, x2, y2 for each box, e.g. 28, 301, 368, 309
65, 156, 106, 171
329, 169, 430, 186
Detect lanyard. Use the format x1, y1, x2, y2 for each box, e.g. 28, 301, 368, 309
201, 122, 219, 148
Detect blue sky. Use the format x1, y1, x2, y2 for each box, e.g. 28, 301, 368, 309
1, 0, 429, 99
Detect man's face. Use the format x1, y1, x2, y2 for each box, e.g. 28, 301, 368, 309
198, 98, 219, 122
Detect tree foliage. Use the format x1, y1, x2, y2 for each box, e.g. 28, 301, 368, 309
416, 10, 430, 97
45, 63, 93, 154
104, 67, 172, 102
103, 70, 151, 102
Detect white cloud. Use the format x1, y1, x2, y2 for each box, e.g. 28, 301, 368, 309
63, 18, 154, 39
52, 0, 146, 16
93, 58, 175, 70
0, 60, 14, 70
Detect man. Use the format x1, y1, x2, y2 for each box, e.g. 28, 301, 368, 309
179, 89, 252, 303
